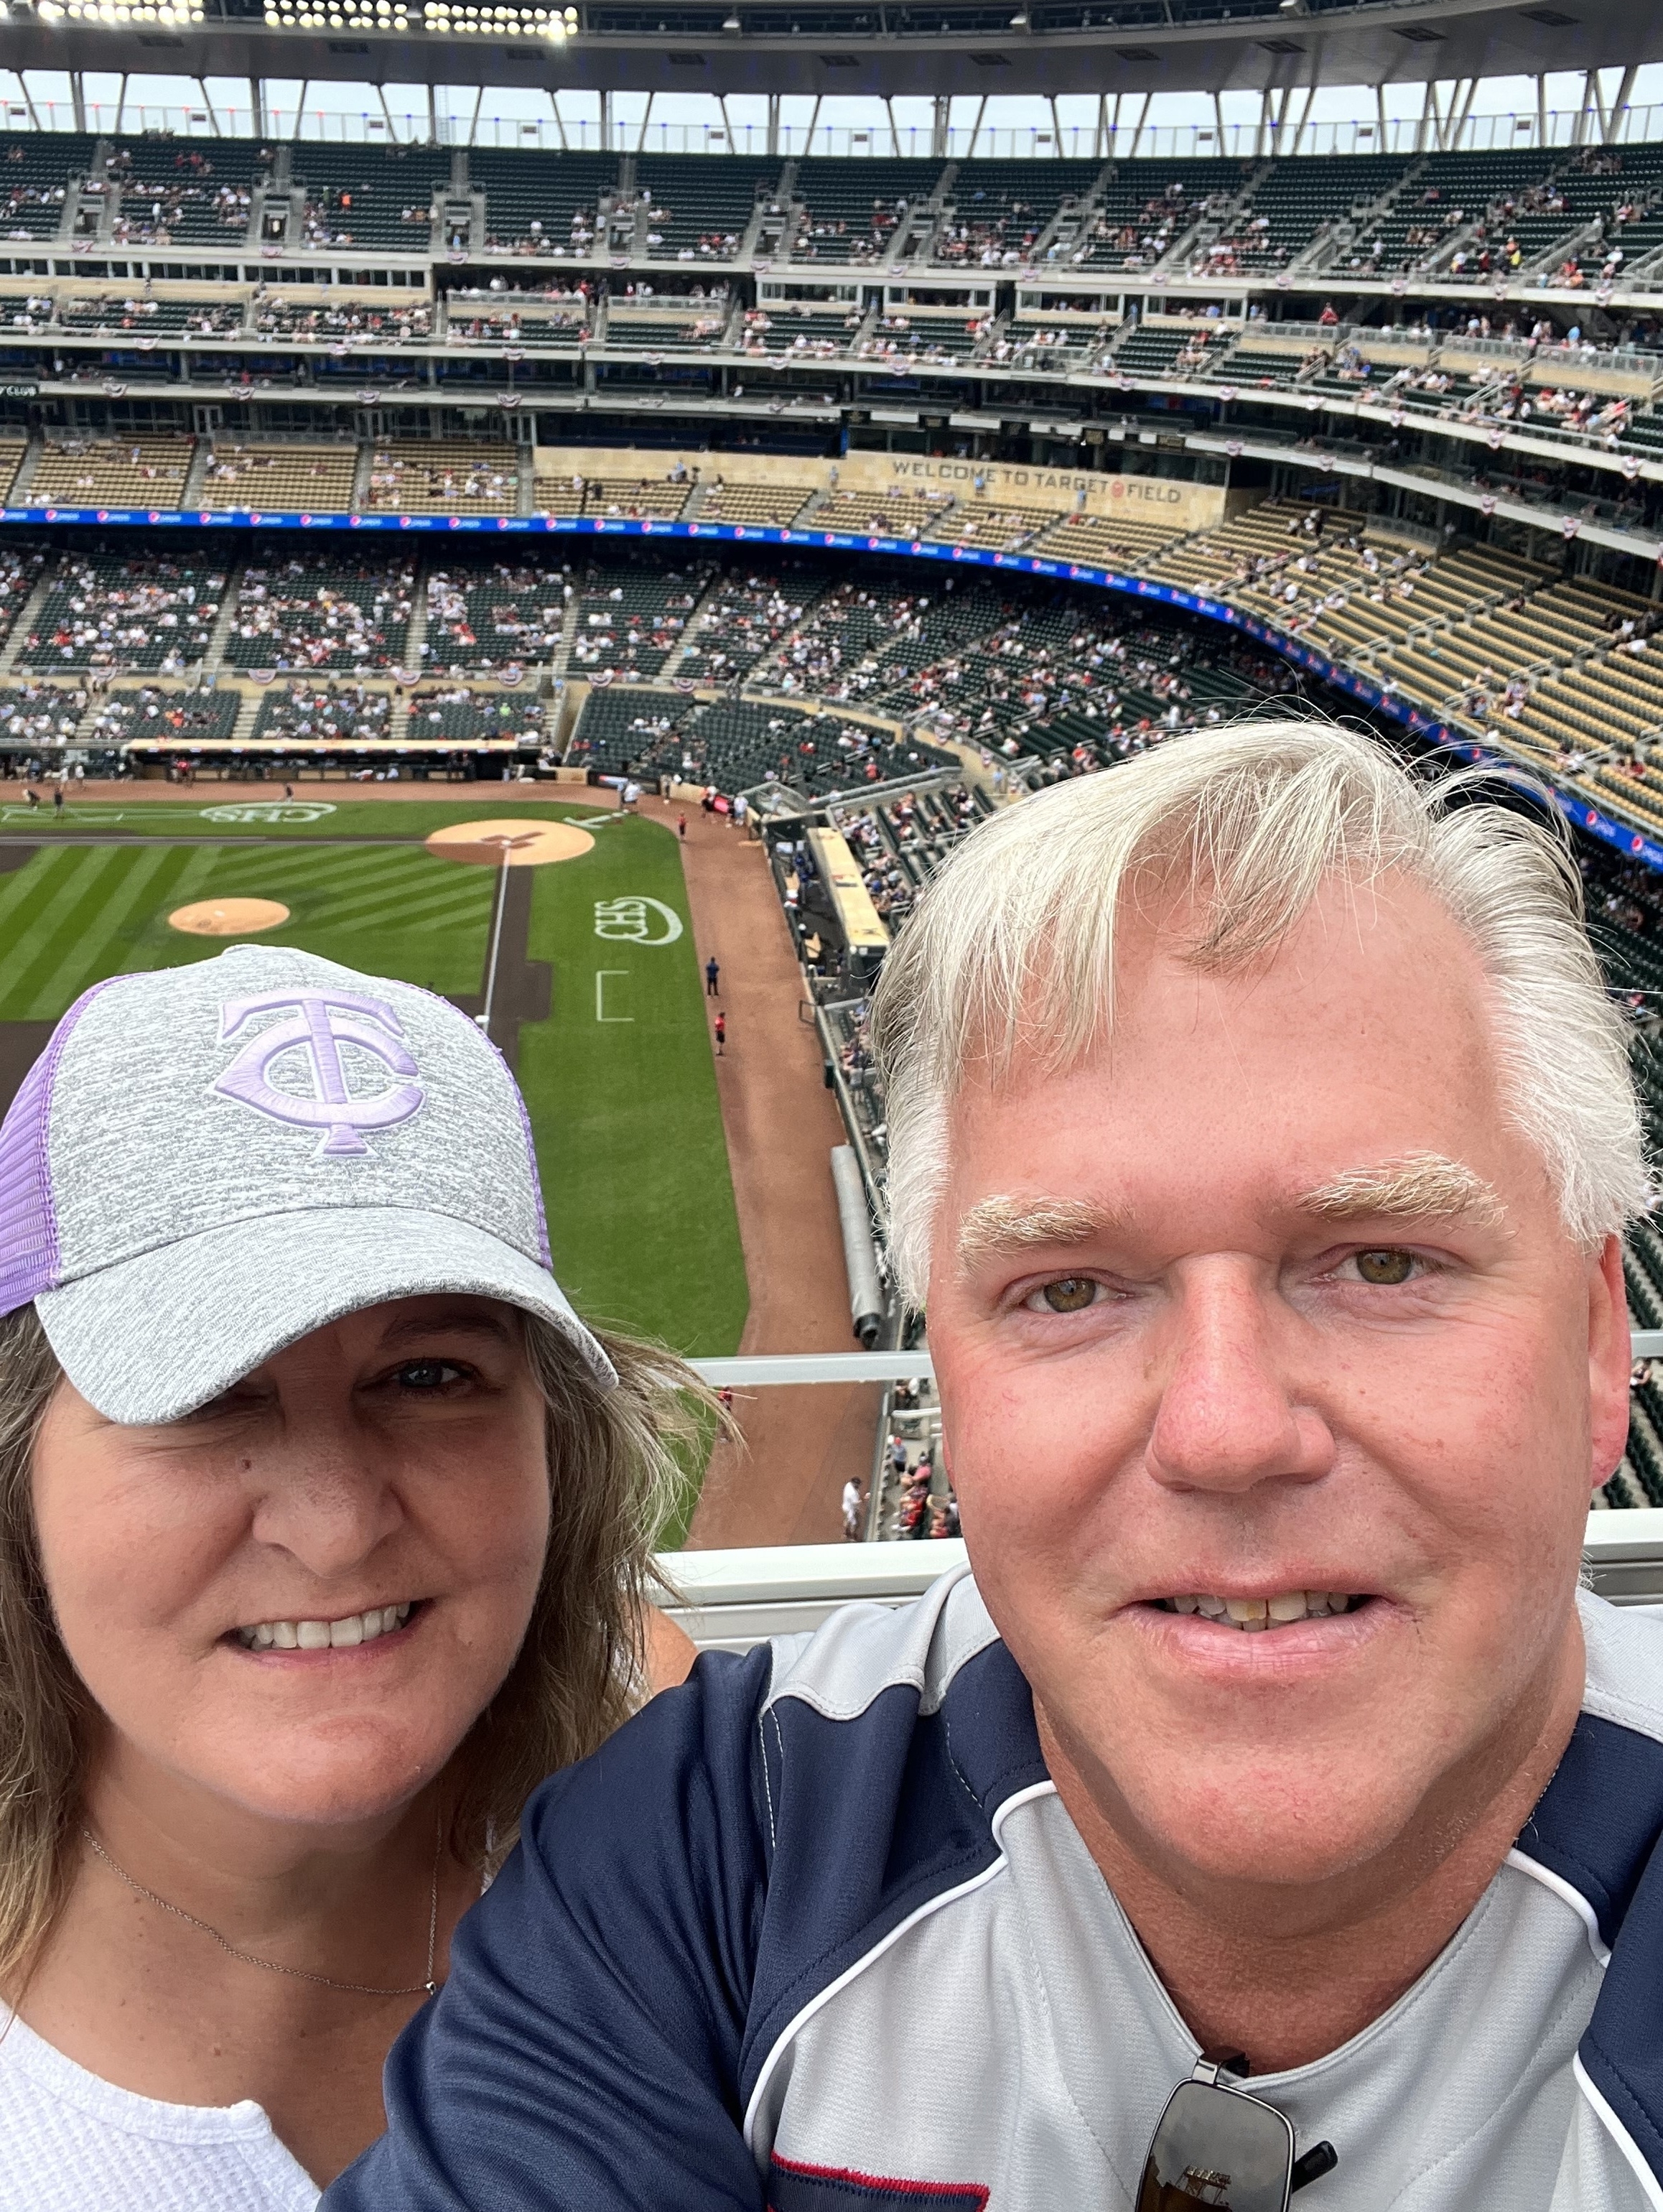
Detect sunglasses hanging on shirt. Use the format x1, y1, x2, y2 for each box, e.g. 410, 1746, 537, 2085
1137, 2052, 1338, 2211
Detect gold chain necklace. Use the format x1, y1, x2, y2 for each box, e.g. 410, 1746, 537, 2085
81, 1818, 442, 1998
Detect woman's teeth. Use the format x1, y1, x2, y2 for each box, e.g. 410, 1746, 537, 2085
1160, 1592, 1355, 1630
233, 1603, 413, 1651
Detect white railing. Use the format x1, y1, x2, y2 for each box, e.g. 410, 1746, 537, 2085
9, 100, 1663, 162
661, 1517, 1663, 1650
665, 1337, 1663, 1648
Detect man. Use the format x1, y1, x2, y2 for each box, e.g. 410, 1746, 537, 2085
842, 1475, 863, 1541
705, 954, 720, 996
327, 722, 1659, 2210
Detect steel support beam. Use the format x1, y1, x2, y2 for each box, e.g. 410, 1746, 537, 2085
767, 91, 781, 157
931, 91, 948, 159
1573, 68, 1594, 147
1412, 77, 1434, 155
1606, 61, 1637, 144
70, 69, 85, 133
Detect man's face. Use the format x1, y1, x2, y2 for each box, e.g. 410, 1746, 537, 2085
928, 873, 1630, 1896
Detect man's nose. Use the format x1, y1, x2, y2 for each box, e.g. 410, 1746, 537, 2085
1145, 1268, 1333, 1495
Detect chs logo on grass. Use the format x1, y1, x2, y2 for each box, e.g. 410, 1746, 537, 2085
213, 990, 424, 1158
200, 801, 335, 825
593, 897, 683, 947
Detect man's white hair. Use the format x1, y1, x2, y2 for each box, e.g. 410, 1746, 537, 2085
869, 720, 1650, 1304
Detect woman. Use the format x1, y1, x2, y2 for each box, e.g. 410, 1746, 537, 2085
0, 941, 704, 2206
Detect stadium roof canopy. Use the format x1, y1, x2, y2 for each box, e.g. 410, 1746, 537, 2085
2, 0, 1661, 100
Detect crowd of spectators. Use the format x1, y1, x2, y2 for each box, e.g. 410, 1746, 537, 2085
250, 298, 432, 346
1, 141, 70, 242
20, 553, 224, 673
0, 680, 86, 748
227, 559, 414, 672
424, 564, 564, 671
251, 679, 393, 745
83, 682, 239, 748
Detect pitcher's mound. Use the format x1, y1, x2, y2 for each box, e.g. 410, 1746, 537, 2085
426, 819, 595, 868
169, 898, 291, 937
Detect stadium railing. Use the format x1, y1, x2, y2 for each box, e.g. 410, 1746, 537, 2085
665, 1336, 1663, 1649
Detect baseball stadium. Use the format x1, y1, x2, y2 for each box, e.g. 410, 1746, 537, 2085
11, 0, 1663, 2198
4, 4, 1663, 1612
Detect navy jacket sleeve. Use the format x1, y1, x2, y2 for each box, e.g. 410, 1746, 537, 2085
324, 1645, 775, 2212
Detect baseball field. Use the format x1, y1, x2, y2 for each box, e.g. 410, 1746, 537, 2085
0, 794, 747, 1535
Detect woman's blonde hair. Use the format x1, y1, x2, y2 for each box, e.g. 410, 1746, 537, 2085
0, 1301, 708, 1992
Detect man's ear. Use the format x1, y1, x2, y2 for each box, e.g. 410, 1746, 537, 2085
1589, 1232, 1633, 1493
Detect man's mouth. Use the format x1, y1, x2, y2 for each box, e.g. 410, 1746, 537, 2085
1152, 1592, 1363, 1631
230, 1602, 418, 1652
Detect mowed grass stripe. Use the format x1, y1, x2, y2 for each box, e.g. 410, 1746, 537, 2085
11, 845, 185, 1015
311, 880, 491, 935
4, 846, 213, 1017
0, 850, 73, 943
0, 849, 126, 1018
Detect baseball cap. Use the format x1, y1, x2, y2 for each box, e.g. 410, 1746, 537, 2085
0, 944, 614, 1423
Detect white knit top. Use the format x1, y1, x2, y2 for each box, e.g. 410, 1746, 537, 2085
0, 2009, 319, 2212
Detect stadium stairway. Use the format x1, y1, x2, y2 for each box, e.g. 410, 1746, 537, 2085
662, 567, 737, 679
0, 564, 57, 677
404, 578, 431, 674
228, 687, 263, 748
5, 436, 43, 511
201, 570, 247, 670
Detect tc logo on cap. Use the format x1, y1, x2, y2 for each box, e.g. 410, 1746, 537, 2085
213, 991, 425, 1158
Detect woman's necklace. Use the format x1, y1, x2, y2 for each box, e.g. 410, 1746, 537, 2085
80, 1816, 442, 1998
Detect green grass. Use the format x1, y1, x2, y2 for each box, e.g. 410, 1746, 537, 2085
0, 801, 747, 1535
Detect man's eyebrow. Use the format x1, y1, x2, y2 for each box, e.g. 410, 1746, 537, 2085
956, 1194, 1126, 1275
1295, 1153, 1506, 1230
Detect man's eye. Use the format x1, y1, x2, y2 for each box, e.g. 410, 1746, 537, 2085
393, 1360, 467, 1390
1352, 1250, 1416, 1286
1028, 1277, 1101, 1314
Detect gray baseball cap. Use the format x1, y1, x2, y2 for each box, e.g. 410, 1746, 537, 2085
0, 944, 613, 1423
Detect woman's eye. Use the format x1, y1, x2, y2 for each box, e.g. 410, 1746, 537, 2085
1351, 1250, 1417, 1286
1027, 1277, 1101, 1314
393, 1360, 467, 1391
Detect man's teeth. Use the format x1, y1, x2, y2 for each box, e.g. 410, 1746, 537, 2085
1163, 1592, 1354, 1629
233, 1604, 413, 1651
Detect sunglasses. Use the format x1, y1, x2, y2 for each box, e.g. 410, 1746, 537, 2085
1137, 2052, 1338, 2211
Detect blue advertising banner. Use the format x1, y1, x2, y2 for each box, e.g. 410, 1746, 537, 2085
4, 504, 1658, 875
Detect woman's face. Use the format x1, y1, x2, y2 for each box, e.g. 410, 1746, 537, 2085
31, 1296, 551, 1833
